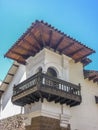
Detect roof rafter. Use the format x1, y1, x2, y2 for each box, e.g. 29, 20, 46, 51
16, 45, 35, 56
8, 73, 14, 76
23, 39, 38, 52
13, 64, 19, 67
8, 51, 26, 65
30, 32, 42, 49
10, 50, 29, 59
93, 78, 98, 83
39, 32, 45, 48
89, 75, 96, 80
68, 47, 84, 57
60, 42, 74, 53
75, 52, 94, 63
3, 82, 9, 85
54, 36, 64, 51
48, 30, 53, 48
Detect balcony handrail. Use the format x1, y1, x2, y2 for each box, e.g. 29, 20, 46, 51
41, 73, 81, 90
13, 72, 81, 96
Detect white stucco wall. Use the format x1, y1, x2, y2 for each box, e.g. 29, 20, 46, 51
0, 64, 26, 119
26, 48, 71, 81
69, 60, 98, 130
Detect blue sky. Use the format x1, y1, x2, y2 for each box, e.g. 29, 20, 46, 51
0, 0, 98, 81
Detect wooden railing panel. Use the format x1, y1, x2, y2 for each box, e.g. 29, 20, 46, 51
13, 72, 81, 98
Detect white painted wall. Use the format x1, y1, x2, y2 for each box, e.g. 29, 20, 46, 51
26, 48, 71, 81
69, 60, 98, 130
0, 64, 26, 119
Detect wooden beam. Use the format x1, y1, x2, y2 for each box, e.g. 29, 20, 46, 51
7, 54, 26, 65
30, 32, 42, 49
60, 42, 74, 53
89, 75, 96, 80
60, 98, 67, 104
13, 64, 19, 67
95, 96, 98, 103
38, 91, 43, 102
0, 90, 4, 93
23, 39, 38, 52
8, 73, 14, 76
55, 96, 60, 103
10, 50, 29, 59
47, 94, 51, 102
68, 47, 84, 57
93, 78, 98, 83
28, 94, 35, 102
3, 81, 9, 85
81, 58, 92, 66
39, 27, 46, 48
70, 101, 77, 107
48, 30, 53, 48
75, 53, 93, 63
27, 94, 39, 102
54, 36, 64, 51
17, 45, 35, 56
66, 99, 72, 105
47, 94, 55, 102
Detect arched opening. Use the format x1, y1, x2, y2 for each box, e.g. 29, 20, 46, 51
47, 67, 57, 77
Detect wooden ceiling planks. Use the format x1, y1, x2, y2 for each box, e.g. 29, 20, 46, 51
5, 20, 95, 65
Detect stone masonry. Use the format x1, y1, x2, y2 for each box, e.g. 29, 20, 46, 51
0, 115, 70, 130
0, 114, 25, 130
25, 116, 70, 130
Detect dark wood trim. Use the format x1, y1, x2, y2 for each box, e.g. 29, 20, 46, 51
54, 36, 64, 51
54, 96, 60, 103
40, 30, 46, 48
10, 50, 29, 59
60, 98, 67, 104
60, 42, 74, 53
13, 64, 19, 67
30, 32, 42, 49
93, 78, 98, 83
68, 47, 84, 57
89, 75, 96, 80
47, 94, 51, 102
8, 73, 14, 76
95, 96, 98, 103
3, 81, 9, 85
48, 30, 53, 48
75, 53, 94, 63
23, 39, 37, 52
17, 45, 35, 56
38, 91, 43, 102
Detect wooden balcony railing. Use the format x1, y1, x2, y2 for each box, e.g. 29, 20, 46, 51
12, 72, 82, 107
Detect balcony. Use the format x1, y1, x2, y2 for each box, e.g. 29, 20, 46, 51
12, 72, 82, 107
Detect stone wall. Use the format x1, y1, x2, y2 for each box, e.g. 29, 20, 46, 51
0, 114, 25, 130
25, 116, 70, 130
0, 115, 70, 130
